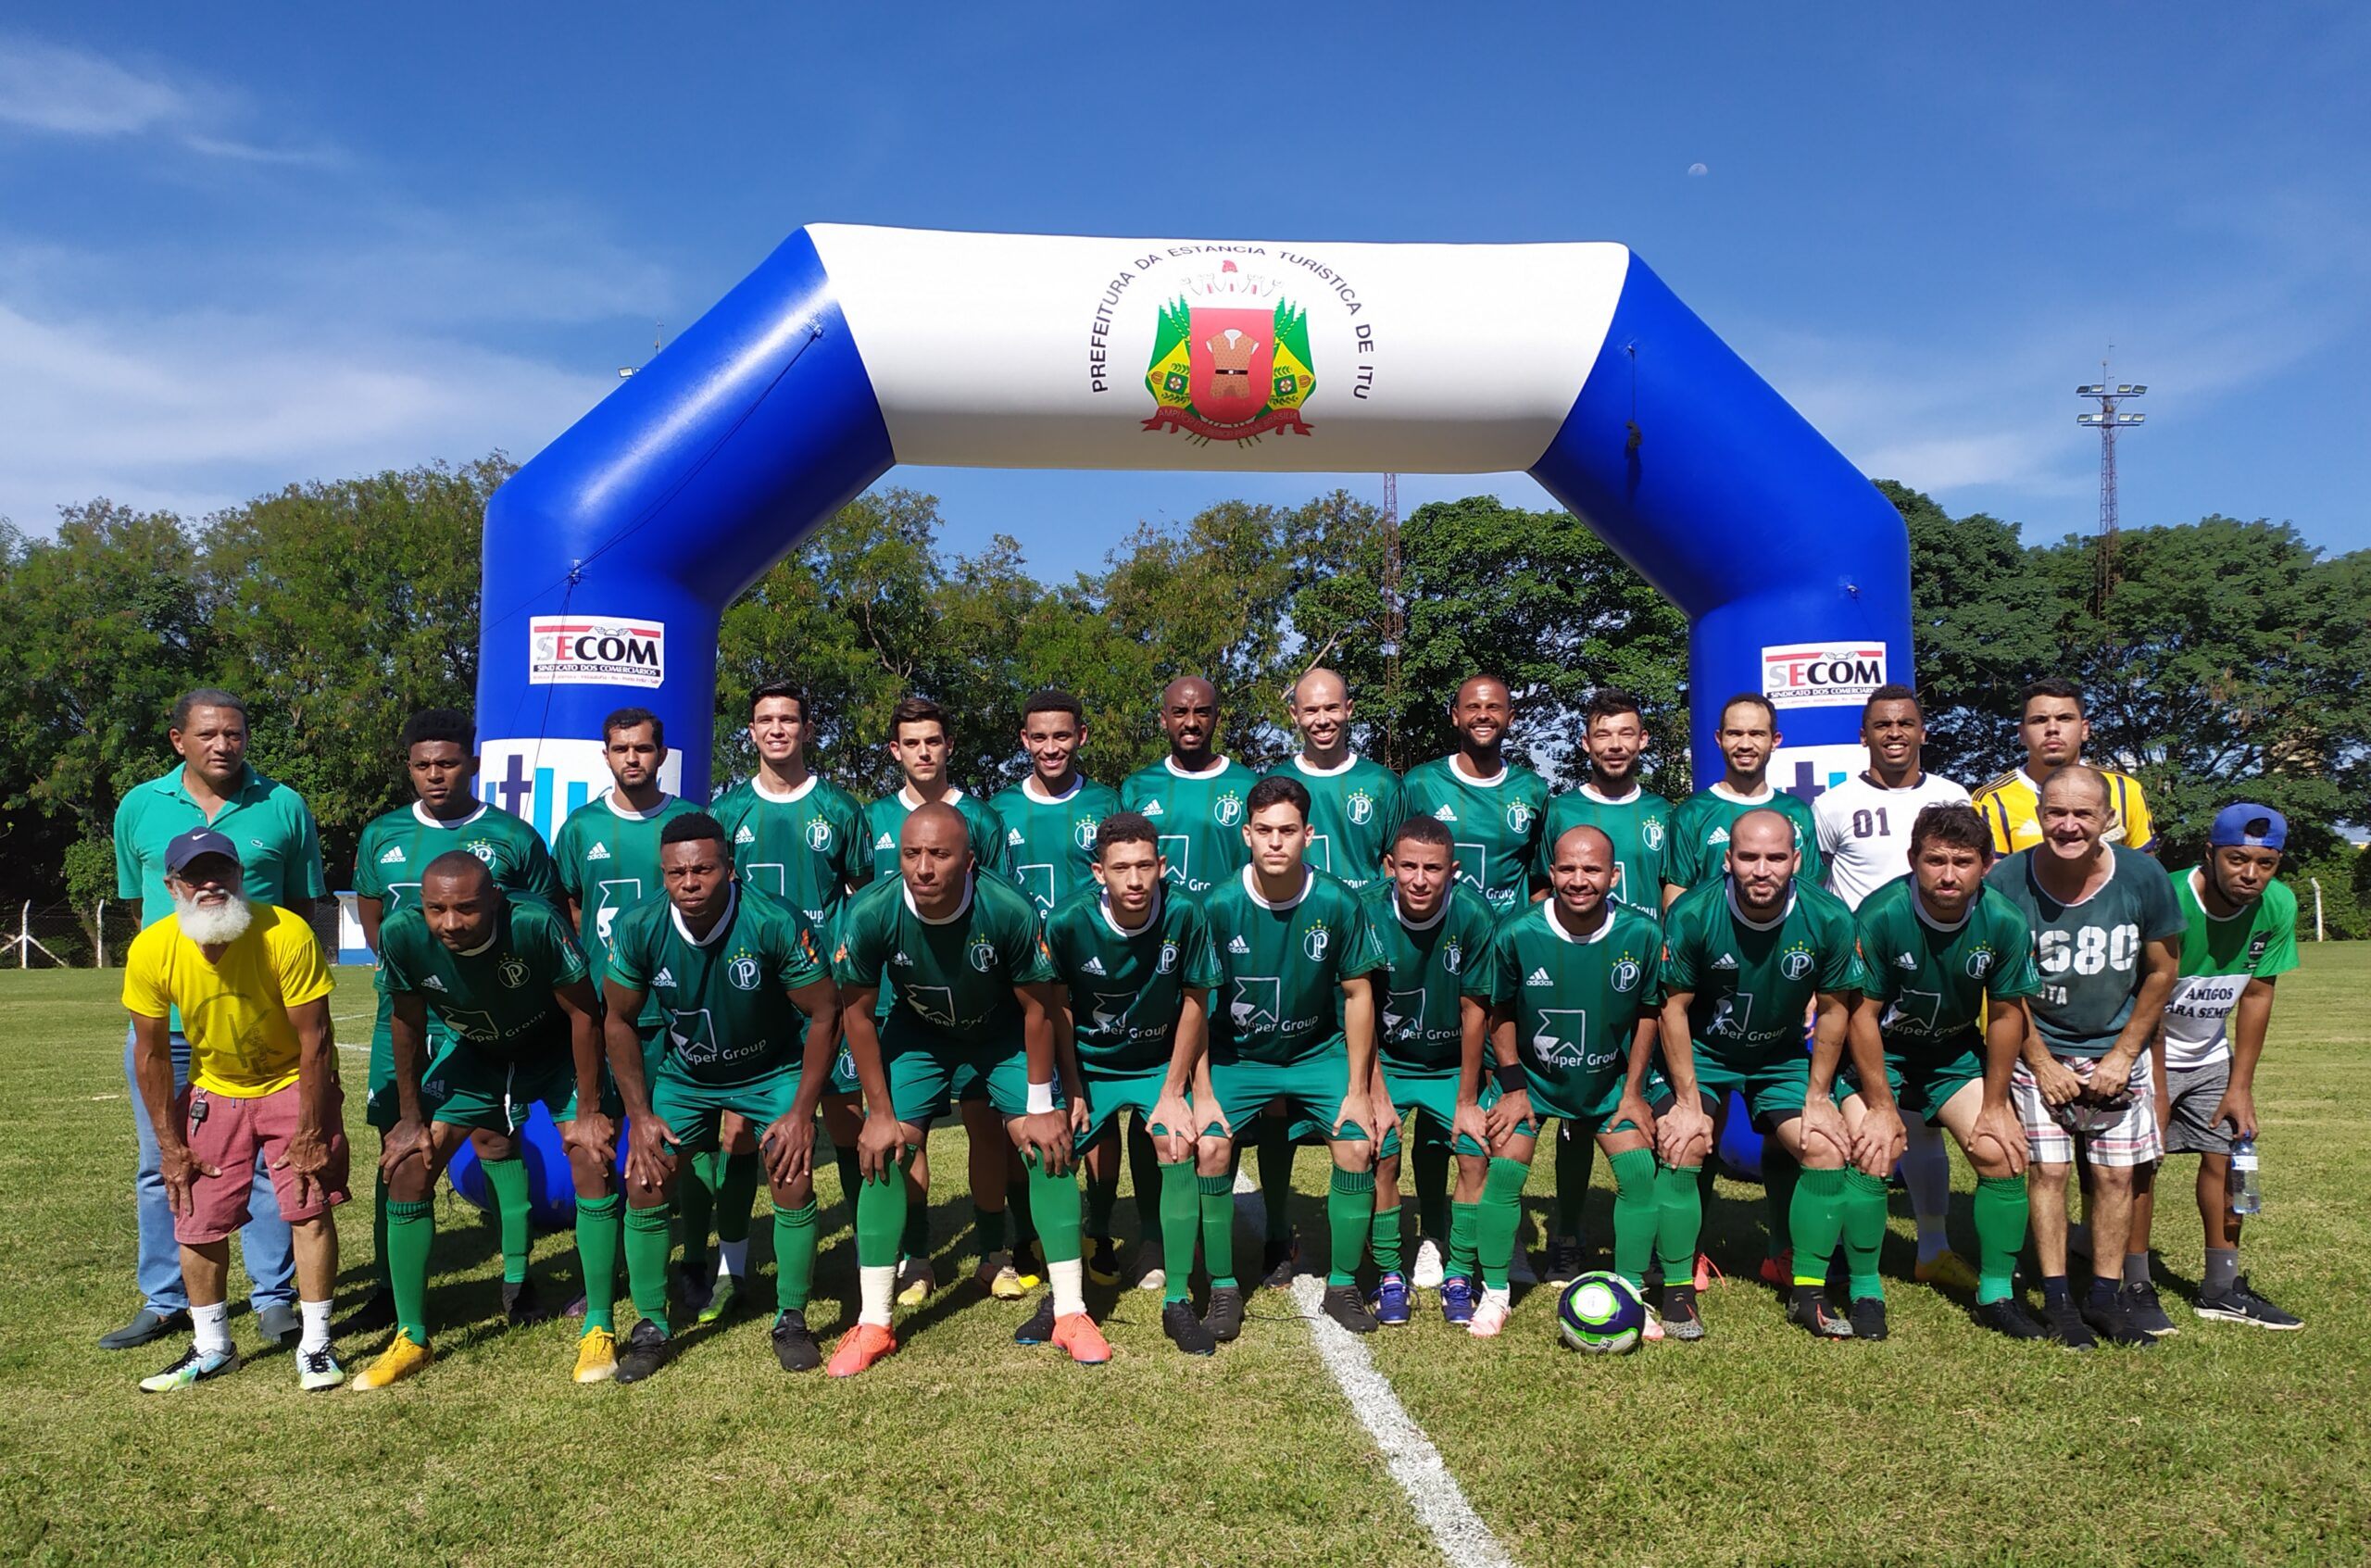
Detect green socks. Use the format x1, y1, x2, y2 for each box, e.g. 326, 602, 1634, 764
575, 1193, 621, 1334
1476, 1157, 1530, 1291
774, 1200, 818, 1313
1024, 1152, 1084, 1264
480, 1156, 533, 1285
387, 1197, 434, 1344
1973, 1174, 2029, 1305
1199, 1173, 1237, 1288
1842, 1169, 1890, 1300
1411, 1135, 1451, 1247
1372, 1196, 1404, 1275
858, 1156, 911, 1269
1788, 1164, 1847, 1286
899, 1168, 930, 1261
715, 1149, 761, 1250
1326, 1166, 1376, 1286
1763, 1146, 1800, 1264
678, 1149, 717, 1281
1449, 1198, 1480, 1281
623, 1202, 673, 1333
1159, 1161, 1198, 1304
1554, 1129, 1596, 1243
1259, 1121, 1298, 1239
1127, 1117, 1163, 1245
1656, 1163, 1703, 1281
1607, 1147, 1658, 1289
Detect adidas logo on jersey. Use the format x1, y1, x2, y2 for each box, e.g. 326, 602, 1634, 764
1712, 953, 1738, 970
734, 825, 755, 845
1141, 799, 1164, 817
892, 949, 911, 967
586, 843, 611, 861
1433, 805, 1458, 823
1896, 951, 1919, 971
651, 967, 676, 987
1710, 828, 1730, 846
420, 974, 445, 991
1081, 956, 1107, 975
1007, 828, 1024, 846
874, 832, 895, 849
378, 846, 406, 864
1526, 967, 1552, 987
1227, 935, 1250, 955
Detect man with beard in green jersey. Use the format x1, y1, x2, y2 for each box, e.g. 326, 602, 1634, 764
1475, 824, 1676, 1338
345, 709, 564, 1336
352, 854, 618, 1387
1839, 803, 2046, 1342
830, 803, 1107, 1374
1266, 668, 1401, 893
1358, 815, 1497, 1328
1040, 810, 1224, 1354
1662, 694, 1824, 902
1196, 775, 1388, 1340
1399, 676, 1550, 918
601, 815, 847, 1382
706, 681, 872, 1323
1657, 809, 1903, 1341
1531, 686, 1672, 1285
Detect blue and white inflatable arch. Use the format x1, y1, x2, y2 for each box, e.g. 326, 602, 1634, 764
474, 226, 1908, 822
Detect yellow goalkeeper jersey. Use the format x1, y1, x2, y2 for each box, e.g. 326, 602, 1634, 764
1971, 766, 2156, 856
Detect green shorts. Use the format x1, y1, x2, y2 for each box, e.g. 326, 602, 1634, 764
827, 1037, 861, 1098
1653, 1049, 1814, 1133
1861, 1042, 1984, 1125
1208, 1054, 1377, 1144
884, 1035, 1050, 1126
1076, 1062, 1184, 1146
1387, 1067, 1504, 1158
431, 1047, 608, 1133
651, 1070, 803, 1154
365, 1035, 461, 1131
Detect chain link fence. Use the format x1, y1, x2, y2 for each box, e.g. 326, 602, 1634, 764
3, 900, 344, 968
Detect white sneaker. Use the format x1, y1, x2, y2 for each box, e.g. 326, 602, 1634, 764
1468, 1289, 1512, 1337
1509, 1248, 1538, 1286
1411, 1237, 1446, 1290
297, 1344, 347, 1391
1132, 1239, 1166, 1294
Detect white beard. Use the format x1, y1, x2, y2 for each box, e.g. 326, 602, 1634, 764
173, 891, 255, 946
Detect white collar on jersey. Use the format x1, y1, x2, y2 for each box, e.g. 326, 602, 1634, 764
1163, 756, 1233, 781
1913, 885, 1976, 934
1392, 885, 1451, 933
903, 872, 976, 926
412, 799, 489, 831
1546, 899, 1617, 946
1241, 863, 1312, 912
1099, 888, 1162, 939
603, 790, 675, 822
897, 784, 968, 811
671, 885, 738, 948
1448, 753, 1509, 787
1725, 878, 1797, 932
752, 772, 821, 805
1578, 781, 1642, 806
1709, 781, 1776, 806
457, 926, 500, 958
1291, 752, 1361, 779
1022, 773, 1085, 805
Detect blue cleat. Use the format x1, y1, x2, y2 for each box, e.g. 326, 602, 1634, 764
1370, 1272, 1412, 1326
1439, 1275, 1476, 1326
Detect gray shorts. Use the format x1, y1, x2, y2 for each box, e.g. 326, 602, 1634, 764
2163, 1057, 2236, 1156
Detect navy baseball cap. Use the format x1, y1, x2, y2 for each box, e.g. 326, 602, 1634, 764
2208, 803, 2288, 851
164, 827, 243, 873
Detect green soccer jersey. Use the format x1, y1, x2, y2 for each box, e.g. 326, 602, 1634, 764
1852, 877, 2040, 1061
709, 773, 872, 931
1265, 754, 1402, 891
1986, 847, 2187, 1059
862, 786, 1010, 884
1537, 784, 1671, 912
375, 897, 587, 1060
1487, 898, 1666, 1088
1359, 879, 1499, 1076
1043, 885, 1223, 1073
1662, 784, 1825, 894
1118, 756, 1256, 898
2161, 869, 2300, 1073
1662, 877, 1869, 1070
550, 791, 705, 961
606, 885, 828, 1085
833, 871, 1055, 1049
1201, 866, 1384, 1068
1396, 755, 1550, 916
989, 774, 1124, 914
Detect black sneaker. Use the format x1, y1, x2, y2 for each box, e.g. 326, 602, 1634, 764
614, 1320, 671, 1383
1789, 1286, 1854, 1339
1660, 1283, 1706, 1341
1848, 1297, 1889, 1341
99, 1307, 191, 1351
333, 1291, 395, 1338
1322, 1284, 1379, 1335
1012, 1296, 1057, 1346
2079, 1295, 2155, 1348
1543, 1238, 1586, 1286
771, 1310, 822, 1373
2195, 1274, 2304, 1330
2123, 1280, 2177, 1336
254, 1302, 300, 1347
1976, 1298, 2051, 1342
2041, 1299, 2098, 1350
1203, 1285, 1246, 1343
1162, 1298, 1217, 1356
503, 1277, 550, 1327
1261, 1231, 1300, 1288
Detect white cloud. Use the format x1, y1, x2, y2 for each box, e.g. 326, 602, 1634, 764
0, 31, 334, 164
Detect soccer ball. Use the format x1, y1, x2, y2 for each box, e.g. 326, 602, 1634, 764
1557, 1271, 1645, 1354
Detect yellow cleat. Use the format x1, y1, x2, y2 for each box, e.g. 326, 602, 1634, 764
1017, 1238, 1046, 1291
351, 1329, 433, 1390
894, 1255, 935, 1307
1913, 1248, 1981, 1292
976, 1252, 1026, 1300
573, 1328, 619, 1384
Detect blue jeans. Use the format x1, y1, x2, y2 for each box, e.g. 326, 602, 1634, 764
124, 1023, 295, 1313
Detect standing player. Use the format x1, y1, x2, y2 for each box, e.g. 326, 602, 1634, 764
2141, 804, 2302, 1329
346, 709, 564, 1336
1475, 825, 1678, 1337
708, 681, 872, 1319
1657, 810, 1903, 1339
1040, 811, 1223, 1354
1811, 685, 1976, 1294
353, 854, 620, 1386
1986, 767, 2184, 1348
991, 688, 1123, 914
601, 816, 846, 1381
1971, 678, 2157, 856
1196, 776, 1387, 1338
1662, 694, 1825, 901
829, 803, 1107, 1374
1358, 816, 1498, 1325
1266, 669, 1401, 891
1531, 686, 1671, 1283
1838, 805, 2048, 1340
1399, 675, 1549, 917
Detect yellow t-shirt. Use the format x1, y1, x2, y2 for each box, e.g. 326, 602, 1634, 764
1971, 767, 2157, 857
122, 904, 335, 1097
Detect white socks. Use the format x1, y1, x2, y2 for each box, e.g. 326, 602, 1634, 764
192, 1301, 232, 1356
298, 1299, 332, 1355
1051, 1259, 1085, 1318
718, 1238, 749, 1281
859, 1264, 896, 1327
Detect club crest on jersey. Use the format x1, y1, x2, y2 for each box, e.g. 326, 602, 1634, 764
969, 939, 997, 972
1612, 958, 1642, 994
1781, 946, 1814, 981
727, 954, 761, 991
1643, 820, 1666, 850
379, 846, 406, 864
1213, 792, 1245, 827
1157, 939, 1179, 974
1302, 922, 1330, 961
1142, 262, 1316, 444
466, 840, 498, 866
805, 817, 834, 851
1443, 935, 1463, 974
1964, 947, 1996, 980
1506, 802, 1536, 834
1073, 818, 1098, 851
496, 956, 530, 989
1347, 789, 1375, 826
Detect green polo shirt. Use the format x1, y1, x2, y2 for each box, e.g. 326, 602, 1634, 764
113, 762, 326, 930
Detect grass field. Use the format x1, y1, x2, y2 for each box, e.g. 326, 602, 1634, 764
5, 953, 2367, 1566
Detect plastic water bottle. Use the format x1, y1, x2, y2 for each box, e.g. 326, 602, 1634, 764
2227, 1136, 2263, 1216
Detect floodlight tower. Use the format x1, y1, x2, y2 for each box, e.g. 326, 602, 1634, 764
2076, 363, 2146, 614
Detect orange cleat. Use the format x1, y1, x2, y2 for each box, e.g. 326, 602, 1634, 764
1049, 1311, 1112, 1365
824, 1323, 898, 1378
1759, 1251, 1793, 1289
1695, 1251, 1727, 1291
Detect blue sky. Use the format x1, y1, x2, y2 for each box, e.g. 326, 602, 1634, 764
3, 3, 2364, 583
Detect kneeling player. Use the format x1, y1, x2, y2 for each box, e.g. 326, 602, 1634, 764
831, 803, 1106, 1374
1838, 804, 2047, 1340
1475, 825, 1682, 1337
354, 854, 619, 1387
602, 815, 846, 1381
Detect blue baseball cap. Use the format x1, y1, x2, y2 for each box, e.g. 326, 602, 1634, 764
2208, 803, 2288, 851
164, 826, 243, 873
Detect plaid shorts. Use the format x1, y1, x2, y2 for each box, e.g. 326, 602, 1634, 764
2011, 1051, 2162, 1168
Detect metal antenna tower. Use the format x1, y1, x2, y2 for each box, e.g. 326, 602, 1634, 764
2076, 358, 2146, 615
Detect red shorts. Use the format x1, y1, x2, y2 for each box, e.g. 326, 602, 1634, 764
172, 1081, 351, 1245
